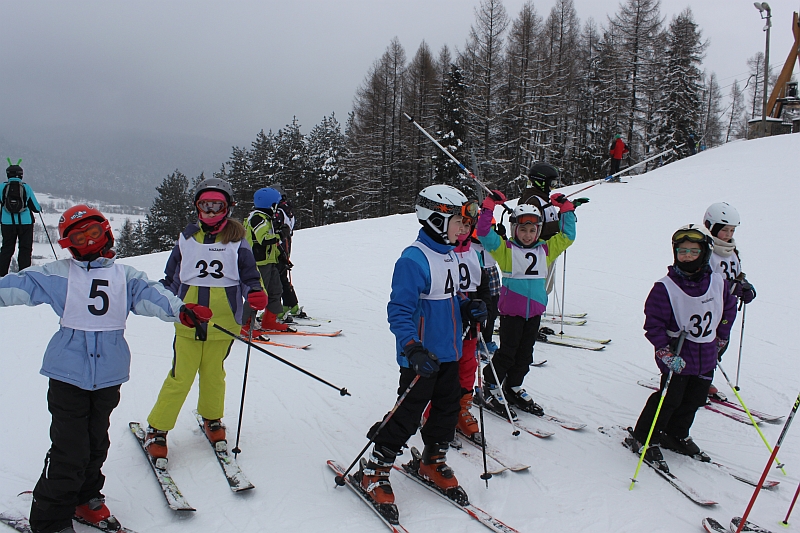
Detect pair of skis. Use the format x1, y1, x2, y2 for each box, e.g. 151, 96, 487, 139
129, 412, 254, 512
0, 513, 138, 533
328, 450, 521, 533
703, 517, 774, 533
637, 380, 782, 425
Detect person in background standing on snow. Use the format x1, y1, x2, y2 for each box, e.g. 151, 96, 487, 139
145, 178, 265, 460
1, 160, 42, 276
355, 185, 483, 524
242, 187, 289, 333
609, 134, 628, 180
702, 202, 755, 398
475, 190, 576, 418
626, 225, 737, 472
271, 183, 306, 320
0, 205, 210, 533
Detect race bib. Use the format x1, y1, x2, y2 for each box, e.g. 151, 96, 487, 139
178, 234, 241, 287
509, 245, 547, 280
456, 248, 482, 293
61, 261, 128, 331
410, 242, 459, 300
709, 251, 740, 281
659, 274, 724, 344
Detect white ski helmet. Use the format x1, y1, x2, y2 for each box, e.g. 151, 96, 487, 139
510, 203, 543, 244
703, 202, 740, 235
415, 184, 469, 244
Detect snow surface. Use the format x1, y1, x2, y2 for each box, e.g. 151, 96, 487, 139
2, 134, 800, 532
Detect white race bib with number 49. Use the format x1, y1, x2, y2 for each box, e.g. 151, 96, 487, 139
61, 261, 128, 331
410, 242, 459, 300
178, 234, 241, 288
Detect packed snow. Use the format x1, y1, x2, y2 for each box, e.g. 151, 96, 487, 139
2, 134, 800, 532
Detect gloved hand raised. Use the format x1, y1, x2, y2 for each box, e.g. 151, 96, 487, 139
572, 197, 590, 208
461, 298, 488, 327
732, 277, 756, 304
481, 190, 507, 210
247, 290, 268, 310
403, 341, 440, 378
656, 346, 685, 374
549, 193, 575, 213
179, 303, 213, 328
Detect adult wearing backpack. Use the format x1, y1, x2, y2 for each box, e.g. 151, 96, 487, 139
1, 161, 42, 276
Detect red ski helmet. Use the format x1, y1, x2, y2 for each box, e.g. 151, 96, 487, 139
58, 205, 114, 260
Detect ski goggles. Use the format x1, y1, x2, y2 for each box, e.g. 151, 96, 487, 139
672, 228, 707, 244
196, 199, 227, 214
675, 247, 702, 257
418, 197, 479, 224
58, 222, 105, 248
516, 213, 543, 226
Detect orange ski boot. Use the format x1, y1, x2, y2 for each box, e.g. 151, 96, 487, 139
145, 426, 168, 459
354, 445, 399, 524
417, 443, 468, 504
456, 392, 483, 444
203, 418, 226, 445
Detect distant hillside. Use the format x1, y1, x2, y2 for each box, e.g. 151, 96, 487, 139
0, 128, 235, 206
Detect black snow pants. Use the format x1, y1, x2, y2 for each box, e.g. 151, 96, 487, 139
0, 223, 34, 275
483, 314, 542, 389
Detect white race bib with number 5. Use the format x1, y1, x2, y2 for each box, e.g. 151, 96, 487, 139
178, 234, 241, 288
61, 261, 128, 331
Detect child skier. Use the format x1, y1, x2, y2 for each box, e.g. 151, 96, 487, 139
271, 183, 305, 320
702, 202, 755, 397
146, 178, 266, 459
476, 191, 576, 418
0, 205, 209, 533
626, 225, 737, 471
242, 187, 289, 332
356, 185, 485, 523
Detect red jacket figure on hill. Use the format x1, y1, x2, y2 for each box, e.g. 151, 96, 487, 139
609, 134, 628, 178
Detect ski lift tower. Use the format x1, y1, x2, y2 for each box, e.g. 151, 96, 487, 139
748, 10, 800, 137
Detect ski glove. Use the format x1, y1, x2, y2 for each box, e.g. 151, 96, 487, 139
247, 290, 268, 311
732, 278, 756, 304
481, 190, 507, 210
179, 303, 213, 328
460, 298, 488, 327
549, 193, 575, 213
572, 197, 590, 208
404, 341, 440, 378
716, 337, 729, 361
656, 346, 685, 374
495, 222, 507, 237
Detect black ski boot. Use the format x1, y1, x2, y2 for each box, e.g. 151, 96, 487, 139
505, 386, 544, 416
537, 327, 555, 341
475, 384, 517, 420
625, 427, 669, 473
353, 445, 399, 524
660, 433, 711, 462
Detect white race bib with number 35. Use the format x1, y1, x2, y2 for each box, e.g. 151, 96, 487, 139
61, 261, 128, 331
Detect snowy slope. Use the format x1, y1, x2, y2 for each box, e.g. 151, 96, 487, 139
2, 134, 800, 533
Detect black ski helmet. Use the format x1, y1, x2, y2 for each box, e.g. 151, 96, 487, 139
527, 162, 559, 193
671, 224, 713, 275
6, 157, 22, 179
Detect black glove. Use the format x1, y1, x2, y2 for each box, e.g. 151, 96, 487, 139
572, 197, 590, 208
403, 341, 440, 378
461, 299, 488, 327
495, 223, 506, 237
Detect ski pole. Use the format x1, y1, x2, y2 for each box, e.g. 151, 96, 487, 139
735, 303, 747, 389
734, 391, 800, 533
781, 479, 800, 527
334, 375, 421, 487
402, 113, 491, 195
38, 212, 58, 260
630, 330, 688, 490
566, 144, 684, 199
209, 321, 350, 396
231, 309, 255, 457
559, 251, 567, 336
475, 324, 491, 487
479, 334, 521, 437
717, 361, 786, 475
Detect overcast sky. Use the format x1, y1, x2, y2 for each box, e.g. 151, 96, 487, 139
2, 0, 798, 147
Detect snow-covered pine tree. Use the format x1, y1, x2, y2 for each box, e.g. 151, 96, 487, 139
145, 170, 194, 252
434, 63, 469, 191
273, 117, 309, 227
404, 41, 439, 201
115, 219, 137, 258
306, 113, 351, 226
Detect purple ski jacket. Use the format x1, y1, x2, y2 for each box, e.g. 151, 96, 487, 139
644, 266, 737, 376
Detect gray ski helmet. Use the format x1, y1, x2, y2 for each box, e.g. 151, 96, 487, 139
527, 162, 559, 193
194, 177, 235, 205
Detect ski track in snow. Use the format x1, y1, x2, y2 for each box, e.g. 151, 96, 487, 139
3, 137, 800, 531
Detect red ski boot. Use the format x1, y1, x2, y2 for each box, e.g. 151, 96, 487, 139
74, 497, 122, 531
260, 310, 290, 332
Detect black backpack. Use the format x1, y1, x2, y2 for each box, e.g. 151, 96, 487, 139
2, 180, 28, 214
